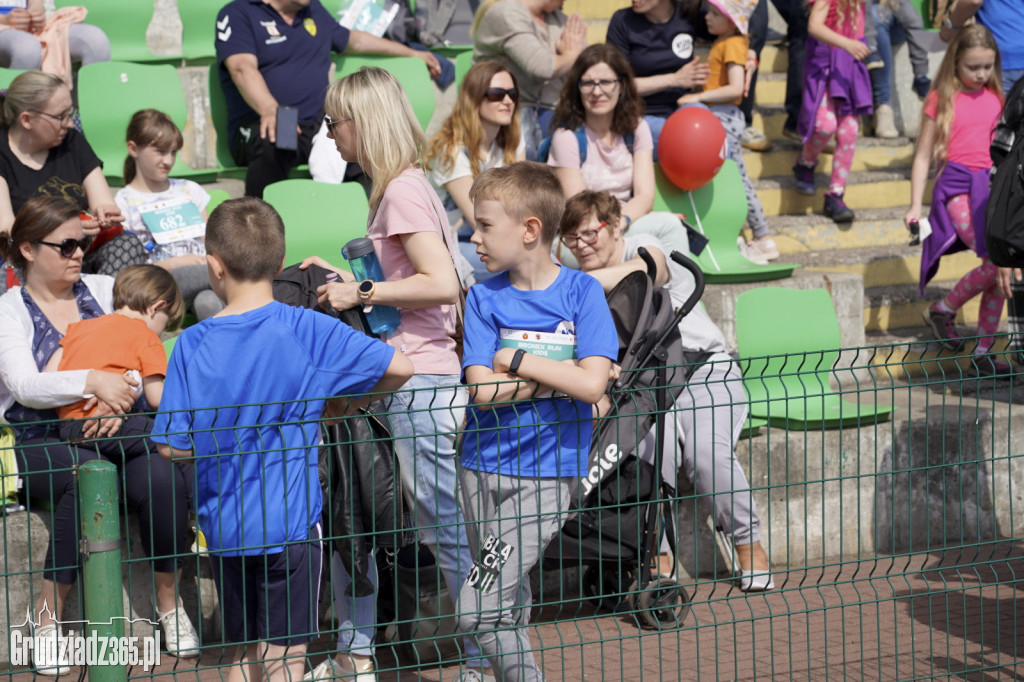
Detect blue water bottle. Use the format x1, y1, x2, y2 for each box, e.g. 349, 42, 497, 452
342, 237, 401, 336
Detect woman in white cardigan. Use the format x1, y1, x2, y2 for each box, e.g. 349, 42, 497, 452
0, 197, 197, 673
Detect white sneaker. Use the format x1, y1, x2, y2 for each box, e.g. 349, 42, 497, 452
737, 237, 768, 265
32, 624, 71, 676
736, 568, 775, 592
746, 236, 780, 261
158, 604, 201, 658
305, 656, 377, 682
451, 668, 497, 682
741, 126, 773, 152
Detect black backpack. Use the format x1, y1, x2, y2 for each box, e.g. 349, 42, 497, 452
985, 137, 1024, 267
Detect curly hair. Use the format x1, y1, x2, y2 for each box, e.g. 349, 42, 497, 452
425, 60, 521, 179
550, 44, 644, 137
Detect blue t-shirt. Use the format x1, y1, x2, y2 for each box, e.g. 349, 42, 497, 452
152, 301, 394, 556
215, 0, 350, 137
461, 267, 617, 478
977, 0, 1024, 71
606, 6, 709, 118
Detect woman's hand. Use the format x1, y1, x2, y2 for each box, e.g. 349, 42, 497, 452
85, 370, 138, 414
91, 204, 125, 229
998, 267, 1022, 299
316, 281, 361, 311
845, 38, 870, 61
80, 400, 125, 439
675, 57, 710, 90
557, 13, 587, 57
415, 50, 442, 79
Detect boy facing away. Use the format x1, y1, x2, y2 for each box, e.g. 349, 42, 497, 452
456, 162, 618, 681
47, 264, 184, 457
153, 198, 413, 682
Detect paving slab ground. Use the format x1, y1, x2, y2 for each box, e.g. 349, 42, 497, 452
7, 542, 1021, 681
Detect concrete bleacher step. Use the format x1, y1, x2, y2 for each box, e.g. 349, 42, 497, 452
754, 169, 928, 216
865, 281, 995, 331
754, 72, 788, 107
784, 244, 982, 290
766, 207, 914, 251
867, 328, 1014, 380
744, 134, 916, 177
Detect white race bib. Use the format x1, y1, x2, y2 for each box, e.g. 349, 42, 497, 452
138, 196, 205, 246
499, 328, 577, 361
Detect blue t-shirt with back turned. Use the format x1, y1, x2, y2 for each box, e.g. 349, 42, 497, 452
152, 301, 394, 556
461, 266, 617, 478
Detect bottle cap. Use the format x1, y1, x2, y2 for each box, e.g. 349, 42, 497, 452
342, 237, 375, 260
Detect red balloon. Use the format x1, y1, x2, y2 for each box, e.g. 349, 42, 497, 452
658, 107, 728, 191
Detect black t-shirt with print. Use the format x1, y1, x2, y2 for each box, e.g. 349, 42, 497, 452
0, 128, 102, 214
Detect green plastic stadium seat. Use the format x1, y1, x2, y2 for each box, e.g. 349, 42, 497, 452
454, 49, 474, 89
735, 287, 894, 429
163, 335, 178, 359
208, 62, 311, 180
55, 0, 179, 63
178, 0, 221, 62
653, 160, 797, 283
263, 179, 369, 270
0, 67, 25, 90
334, 54, 434, 130
206, 189, 231, 213
77, 62, 216, 185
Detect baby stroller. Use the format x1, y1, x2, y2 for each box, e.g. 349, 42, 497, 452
546, 248, 706, 630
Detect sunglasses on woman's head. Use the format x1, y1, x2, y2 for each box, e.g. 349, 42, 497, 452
483, 87, 519, 103
35, 236, 93, 258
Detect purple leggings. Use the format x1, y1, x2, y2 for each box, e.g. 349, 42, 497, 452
799, 93, 859, 195
942, 193, 1003, 349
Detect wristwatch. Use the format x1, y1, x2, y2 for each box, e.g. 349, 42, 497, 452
508, 349, 526, 375
358, 280, 375, 301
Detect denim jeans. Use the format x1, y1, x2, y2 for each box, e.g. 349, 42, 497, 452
522, 106, 555, 161
867, 0, 929, 105
1004, 69, 1024, 95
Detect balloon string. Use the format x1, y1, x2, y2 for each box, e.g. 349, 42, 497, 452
688, 190, 721, 272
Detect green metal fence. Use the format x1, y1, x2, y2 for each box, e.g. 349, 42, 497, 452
2, 337, 1023, 680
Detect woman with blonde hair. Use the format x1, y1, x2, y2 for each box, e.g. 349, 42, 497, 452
426, 59, 525, 283
302, 66, 487, 682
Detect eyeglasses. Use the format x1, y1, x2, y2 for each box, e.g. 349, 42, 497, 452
560, 222, 608, 248
34, 236, 93, 258
483, 87, 519, 103
31, 106, 78, 126
578, 79, 620, 94
324, 114, 352, 129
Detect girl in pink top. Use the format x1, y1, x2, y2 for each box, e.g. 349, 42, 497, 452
906, 25, 1006, 375
792, 0, 873, 223
305, 66, 487, 681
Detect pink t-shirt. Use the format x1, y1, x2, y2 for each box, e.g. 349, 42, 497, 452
809, 0, 864, 40
368, 168, 460, 375
923, 87, 1001, 170
547, 119, 654, 204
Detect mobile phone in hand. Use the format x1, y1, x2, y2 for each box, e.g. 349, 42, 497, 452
276, 106, 298, 151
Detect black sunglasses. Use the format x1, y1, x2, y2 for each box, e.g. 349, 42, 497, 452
483, 87, 519, 103
35, 236, 93, 258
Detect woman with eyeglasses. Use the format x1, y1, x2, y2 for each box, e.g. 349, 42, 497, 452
471, 0, 588, 161
0, 71, 145, 287
0, 196, 198, 673
425, 60, 526, 285
559, 189, 774, 593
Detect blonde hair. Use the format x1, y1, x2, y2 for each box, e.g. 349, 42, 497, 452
124, 109, 184, 185
324, 67, 425, 209
112, 264, 185, 331
0, 70, 67, 128
469, 162, 565, 246
926, 24, 1003, 164
832, 0, 866, 37
425, 60, 521, 178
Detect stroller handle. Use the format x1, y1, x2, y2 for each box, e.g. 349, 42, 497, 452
669, 250, 705, 320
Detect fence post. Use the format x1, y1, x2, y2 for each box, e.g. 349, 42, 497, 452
78, 459, 127, 682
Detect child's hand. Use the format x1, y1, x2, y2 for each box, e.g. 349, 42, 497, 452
316, 280, 360, 311
845, 39, 870, 61
27, 5, 44, 32
903, 208, 921, 230
677, 93, 702, 106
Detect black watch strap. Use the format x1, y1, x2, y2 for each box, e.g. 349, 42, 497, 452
508, 348, 526, 375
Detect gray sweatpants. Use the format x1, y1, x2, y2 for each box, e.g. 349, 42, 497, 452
169, 264, 224, 321
456, 469, 577, 682
640, 353, 761, 546
710, 104, 770, 239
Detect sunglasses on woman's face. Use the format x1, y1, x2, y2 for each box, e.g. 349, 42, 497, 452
483, 87, 519, 103
35, 236, 93, 258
